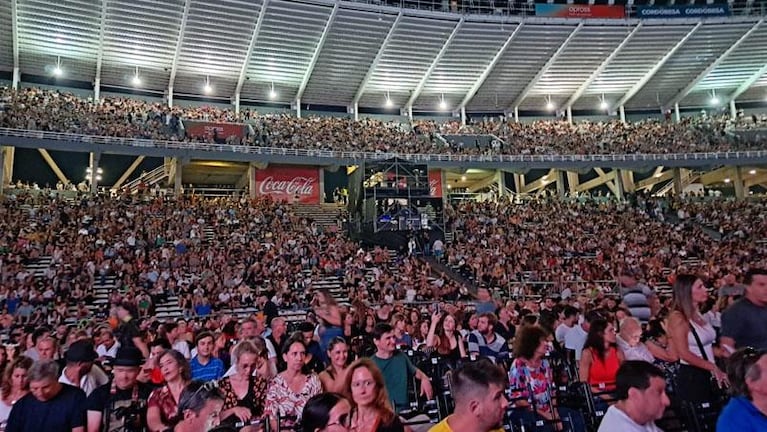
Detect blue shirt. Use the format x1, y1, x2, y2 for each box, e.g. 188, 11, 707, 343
190, 356, 224, 382
717, 396, 767, 432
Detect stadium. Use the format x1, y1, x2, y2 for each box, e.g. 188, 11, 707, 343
0, 0, 766, 431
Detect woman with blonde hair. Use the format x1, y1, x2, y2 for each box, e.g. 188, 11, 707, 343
667, 274, 727, 404
343, 358, 405, 432
218, 339, 270, 427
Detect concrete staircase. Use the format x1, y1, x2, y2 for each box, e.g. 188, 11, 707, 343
292, 203, 344, 230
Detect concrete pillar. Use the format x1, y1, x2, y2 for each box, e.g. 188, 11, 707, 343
619, 106, 626, 123
513, 173, 525, 194
353, 103, 359, 122
12, 68, 20, 90
174, 158, 183, 196
513, 107, 519, 123
672, 167, 683, 196
319, 168, 325, 203
730, 99, 737, 119
734, 166, 745, 200
614, 169, 625, 201
3, 147, 14, 188
460, 107, 466, 126
0, 146, 5, 195
89, 152, 101, 194
168, 87, 174, 108
620, 170, 635, 194
497, 170, 505, 197
296, 98, 301, 118
235, 94, 241, 115
555, 170, 566, 198
94, 78, 101, 103
566, 171, 579, 194
566, 107, 573, 124
407, 106, 413, 121
248, 162, 256, 200
674, 103, 680, 123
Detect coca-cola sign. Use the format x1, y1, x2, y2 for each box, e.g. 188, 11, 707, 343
429, 170, 443, 198
255, 166, 320, 204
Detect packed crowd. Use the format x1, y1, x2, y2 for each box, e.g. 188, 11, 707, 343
671, 198, 767, 241
1, 87, 764, 156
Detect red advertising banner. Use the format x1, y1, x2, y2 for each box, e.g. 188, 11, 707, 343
535, 3, 625, 18
185, 122, 245, 139
255, 166, 321, 204
429, 170, 442, 198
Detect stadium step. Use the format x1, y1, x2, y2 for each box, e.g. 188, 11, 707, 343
292, 203, 344, 230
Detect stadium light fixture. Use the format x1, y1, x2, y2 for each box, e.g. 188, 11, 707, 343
203, 76, 213, 94
52, 56, 63, 77
439, 94, 447, 111
269, 82, 277, 100
710, 90, 720, 106
131, 67, 141, 87
723, 178, 731, 183
385, 91, 393, 108
461, 175, 467, 182
599, 94, 609, 111
749, 169, 757, 175
546, 99, 555, 111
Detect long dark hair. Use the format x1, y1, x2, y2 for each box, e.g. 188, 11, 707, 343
300, 392, 348, 432
673, 274, 701, 321
583, 319, 611, 362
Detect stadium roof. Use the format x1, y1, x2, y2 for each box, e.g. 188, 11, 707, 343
2, 0, 767, 113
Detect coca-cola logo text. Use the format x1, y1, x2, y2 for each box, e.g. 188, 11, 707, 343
429, 179, 438, 196
258, 176, 317, 196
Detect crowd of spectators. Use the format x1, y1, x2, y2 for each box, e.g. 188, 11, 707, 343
2, 87, 765, 156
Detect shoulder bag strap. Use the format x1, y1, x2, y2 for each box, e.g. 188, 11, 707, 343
688, 321, 709, 362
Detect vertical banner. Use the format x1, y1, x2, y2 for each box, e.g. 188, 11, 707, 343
255, 165, 321, 204
429, 170, 443, 198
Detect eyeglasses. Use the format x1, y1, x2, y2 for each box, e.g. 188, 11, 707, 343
189, 380, 219, 402
351, 380, 375, 389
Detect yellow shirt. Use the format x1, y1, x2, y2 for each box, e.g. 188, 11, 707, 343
428, 417, 504, 432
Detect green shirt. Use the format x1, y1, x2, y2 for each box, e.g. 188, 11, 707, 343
371, 352, 417, 412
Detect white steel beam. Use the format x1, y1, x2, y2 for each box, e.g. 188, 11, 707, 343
665, 19, 763, 109
11, 0, 19, 87
405, 18, 465, 111
728, 63, 767, 103
610, 23, 701, 112
234, 0, 271, 98
352, 12, 402, 106
112, 156, 145, 190
168, 0, 192, 93
564, 24, 642, 110
508, 23, 582, 111
94, 0, 109, 100
457, 23, 524, 111
296, 3, 340, 102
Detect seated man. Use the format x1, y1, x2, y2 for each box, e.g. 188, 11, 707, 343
597, 361, 669, 432
370, 323, 434, 413
173, 381, 225, 432
428, 358, 508, 432
467, 313, 509, 363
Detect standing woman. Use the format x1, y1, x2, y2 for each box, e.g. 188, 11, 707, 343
344, 358, 406, 432
319, 337, 350, 393
146, 349, 192, 432
667, 274, 727, 404
314, 290, 343, 358
0, 356, 32, 431
265, 332, 322, 430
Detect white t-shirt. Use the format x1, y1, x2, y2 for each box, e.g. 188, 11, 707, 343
564, 325, 588, 360
173, 340, 191, 360
597, 405, 664, 432
96, 342, 120, 358
555, 323, 573, 344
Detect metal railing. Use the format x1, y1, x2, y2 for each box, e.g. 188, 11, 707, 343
2, 127, 767, 164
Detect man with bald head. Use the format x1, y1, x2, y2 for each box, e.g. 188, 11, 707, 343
617, 317, 655, 363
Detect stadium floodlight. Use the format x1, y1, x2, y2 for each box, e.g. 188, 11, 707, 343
269, 82, 277, 100
710, 90, 720, 106
203, 76, 213, 94
385, 90, 393, 108
52, 56, 63, 77
546, 100, 555, 111
439, 94, 447, 110
749, 169, 757, 175
131, 67, 142, 87
723, 178, 731, 183
599, 94, 609, 111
